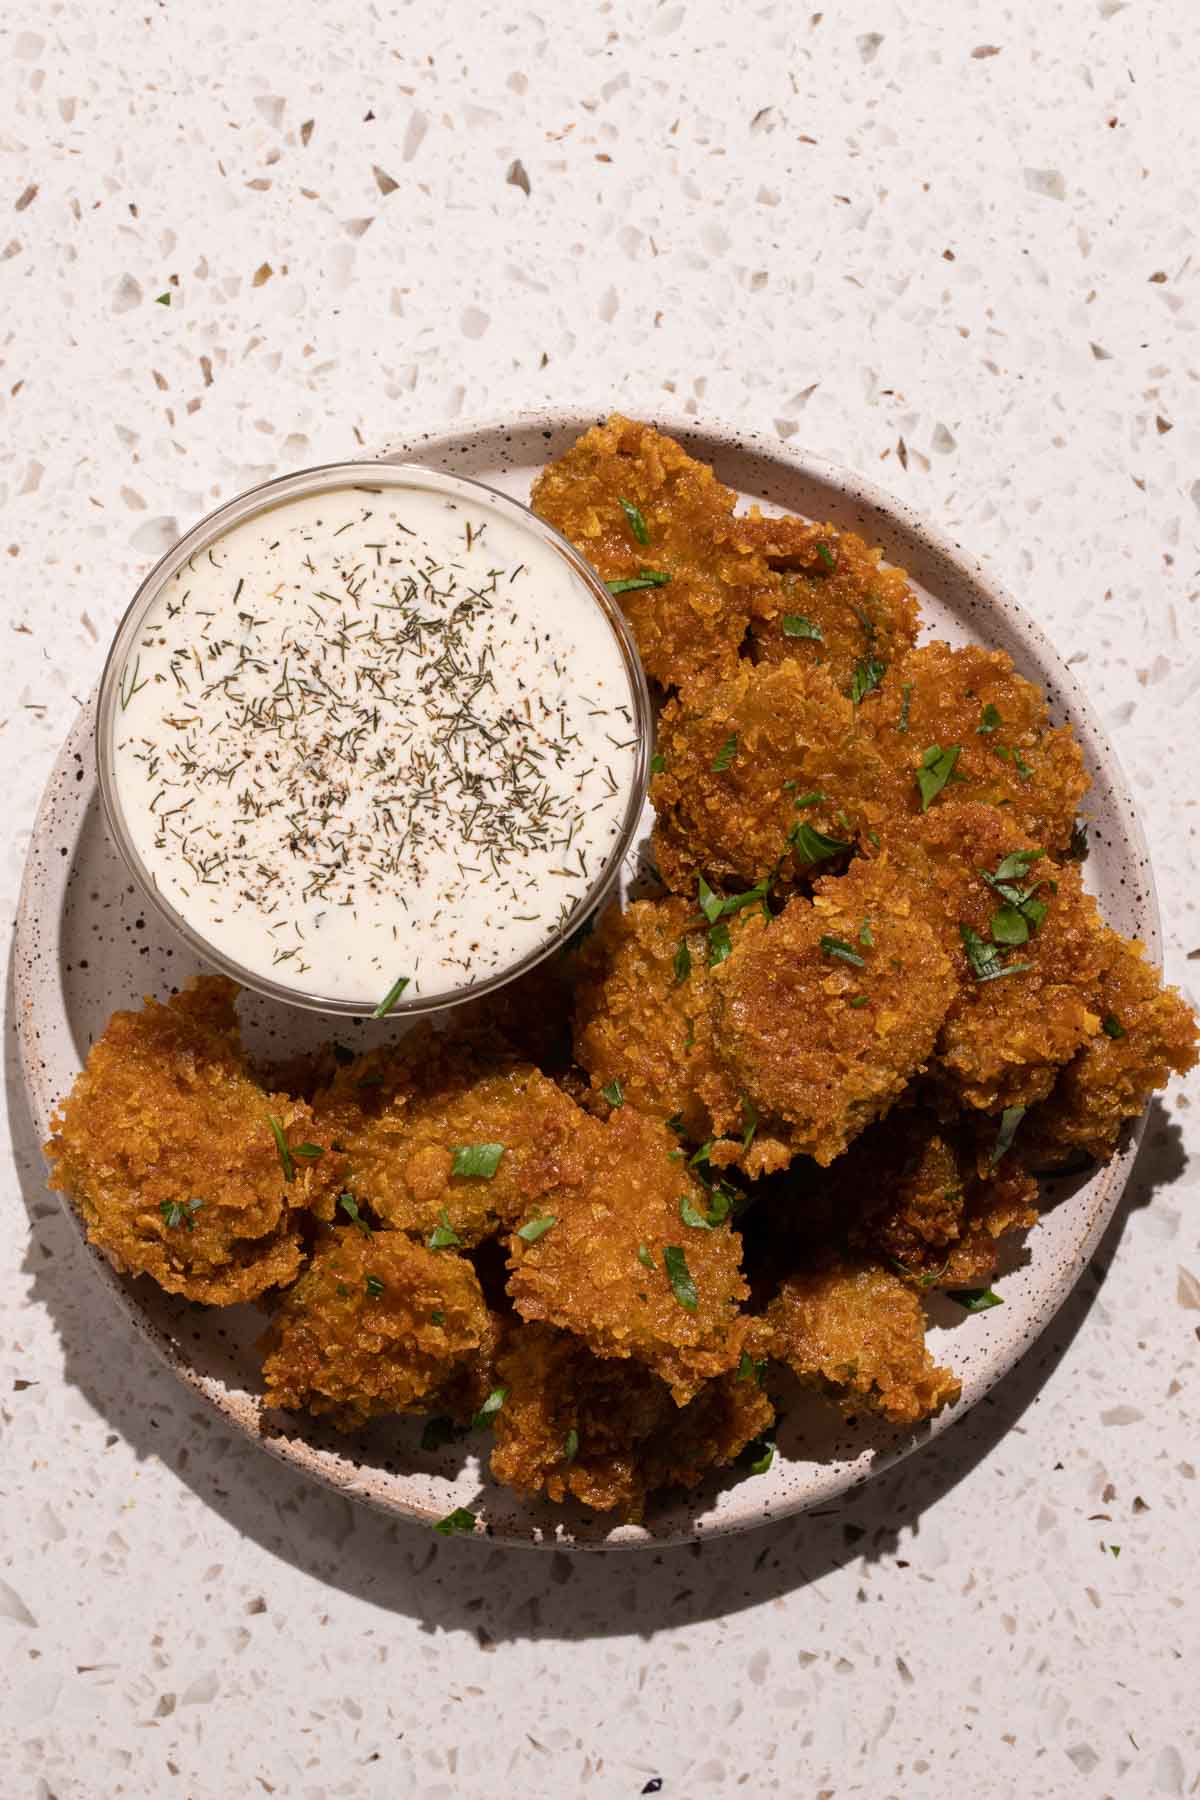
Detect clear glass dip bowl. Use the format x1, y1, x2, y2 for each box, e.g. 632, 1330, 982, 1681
95, 461, 652, 1018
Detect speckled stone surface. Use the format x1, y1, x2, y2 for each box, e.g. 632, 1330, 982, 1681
2, 2, 1198, 1795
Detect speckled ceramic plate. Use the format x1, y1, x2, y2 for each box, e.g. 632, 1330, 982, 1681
14, 409, 1160, 1549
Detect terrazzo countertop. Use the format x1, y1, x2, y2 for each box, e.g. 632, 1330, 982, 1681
2, 1, 1198, 1794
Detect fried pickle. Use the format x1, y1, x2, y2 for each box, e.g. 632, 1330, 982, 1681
506, 1106, 748, 1403
45, 976, 333, 1305
488, 1323, 773, 1520
261, 1227, 498, 1430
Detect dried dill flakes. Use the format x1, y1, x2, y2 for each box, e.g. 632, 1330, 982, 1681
427, 1209, 462, 1251
268, 1115, 297, 1182
782, 613, 823, 641
160, 1197, 202, 1231
515, 1215, 556, 1244
711, 732, 739, 773
820, 934, 866, 968
372, 975, 411, 1019
434, 1506, 477, 1537
736, 1435, 775, 1475
450, 1143, 505, 1178
989, 1105, 1026, 1170
618, 496, 650, 544
916, 744, 961, 811
662, 1244, 698, 1311
470, 1386, 508, 1431
606, 568, 670, 594
950, 1287, 1004, 1312
959, 924, 1033, 984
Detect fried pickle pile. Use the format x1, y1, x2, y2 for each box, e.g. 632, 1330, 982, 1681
45, 417, 1196, 1526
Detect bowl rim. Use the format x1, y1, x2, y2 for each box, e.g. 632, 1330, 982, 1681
92, 456, 654, 1019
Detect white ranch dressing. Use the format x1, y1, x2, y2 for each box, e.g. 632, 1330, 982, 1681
110, 484, 640, 1007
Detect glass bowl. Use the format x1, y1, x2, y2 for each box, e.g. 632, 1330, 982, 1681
95, 460, 652, 1017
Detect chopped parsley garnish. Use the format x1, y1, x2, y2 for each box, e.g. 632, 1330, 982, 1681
338, 1192, 372, 1235
821, 934, 867, 968
650, 752, 666, 774
562, 1427, 579, 1464
451, 1142, 505, 1178
427, 1209, 462, 1250
848, 994, 869, 1008
421, 1416, 460, 1450
663, 1244, 698, 1311
859, 919, 874, 947
737, 1436, 776, 1475
790, 789, 825, 808
666, 1113, 687, 1136
850, 656, 886, 704
977, 703, 1002, 734
1013, 749, 1033, 780
607, 568, 670, 594
815, 540, 836, 571
516, 1214, 557, 1243
950, 1287, 1004, 1312
897, 683, 913, 733
959, 924, 1033, 984
916, 744, 961, 811
789, 820, 850, 864
1067, 821, 1089, 862
160, 1198, 202, 1231
673, 937, 692, 984
618, 496, 650, 543
707, 921, 733, 965
1102, 1014, 1125, 1039
980, 849, 1048, 945
372, 975, 411, 1019
471, 1386, 508, 1430
990, 1105, 1026, 1169
268, 1115, 296, 1182
782, 613, 823, 641
697, 875, 724, 924
711, 732, 739, 773
433, 1507, 477, 1537
688, 1139, 714, 1168
600, 1077, 624, 1109
292, 1141, 324, 1161
637, 1244, 656, 1271
364, 1274, 385, 1298
736, 1349, 767, 1385
680, 1194, 716, 1230
741, 1096, 758, 1150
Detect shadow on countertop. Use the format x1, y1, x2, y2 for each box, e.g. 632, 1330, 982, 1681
6, 947, 1189, 1648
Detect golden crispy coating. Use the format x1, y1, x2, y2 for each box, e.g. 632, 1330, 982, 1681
650, 660, 887, 893
261, 1228, 497, 1430
866, 642, 1089, 852
45, 977, 332, 1305
1022, 930, 1197, 1164
740, 516, 922, 694
489, 1323, 774, 1520
712, 855, 956, 1166
754, 1256, 961, 1426
312, 1031, 592, 1248
531, 414, 771, 692
506, 1106, 748, 1403
572, 894, 742, 1144
912, 802, 1105, 1113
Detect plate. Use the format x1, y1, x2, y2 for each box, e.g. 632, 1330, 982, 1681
14, 409, 1160, 1548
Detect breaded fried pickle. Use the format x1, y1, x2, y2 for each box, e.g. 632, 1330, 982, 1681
45, 976, 332, 1305
651, 660, 884, 893
261, 1228, 497, 1430
754, 1256, 961, 1426
713, 855, 956, 1166
489, 1324, 773, 1520
506, 1107, 748, 1403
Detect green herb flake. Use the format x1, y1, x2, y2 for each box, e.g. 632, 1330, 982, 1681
562, 1426, 580, 1464
679, 1194, 715, 1230
421, 1416, 459, 1450
268, 1115, 296, 1183
663, 1244, 699, 1311
791, 789, 825, 809
697, 875, 724, 925
950, 1286, 1004, 1312
364, 1273, 385, 1298
427, 1209, 462, 1251
516, 1214, 557, 1244
741, 1096, 758, 1151
959, 924, 1033, 984
665, 1113, 687, 1136
673, 937, 692, 985
433, 1507, 477, 1537
1013, 749, 1033, 780
155, 291, 171, 307
821, 934, 867, 968
600, 1077, 625, 1109
372, 974, 411, 1018
848, 994, 870, 1008
977, 703, 1002, 734
451, 1142, 505, 1179
338, 1192, 372, 1236
711, 732, 739, 773
737, 1436, 776, 1476
650, 752, 666, 774
1102, 1014, 1126, 1040
850, 656, 886, 705
430, 1310, 445, 1326
618, 496, 650, 544
707, 921, 733, 966
637, 1244, 656, 1271
160, 1197, 202, 1231
736, 1349, 768, 1385
814, 540, 837, 571
292, 1141, 324, 1161
607, 568, 671, 595
782, 613, 824, 641
916, 744, 962, 812
897, 683, 913, 734
859, 918, 874, 947
790, 820, 850, 865
990, 1105, 1026, 1170
471, 1386, 508, 1430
